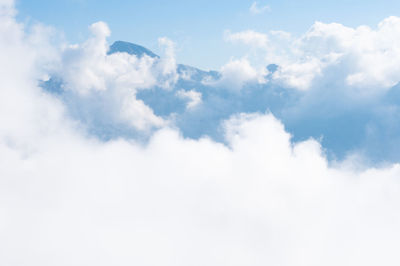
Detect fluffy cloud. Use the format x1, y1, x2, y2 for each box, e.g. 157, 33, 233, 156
227, 17, 400, 91
207, 58, 267, 90
211, 18, 400, 162
0, 0, 67, 151
49, 23, 183, 132
2, 1, 400, 265
3, 105, 400, 266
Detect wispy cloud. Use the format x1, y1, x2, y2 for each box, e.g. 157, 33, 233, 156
249, 1, 271, 14
224, 29, 269, 48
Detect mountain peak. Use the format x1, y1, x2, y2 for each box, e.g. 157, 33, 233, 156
109, 41, 159, 58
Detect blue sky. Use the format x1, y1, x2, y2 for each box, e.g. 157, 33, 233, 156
16, 0, 400, 69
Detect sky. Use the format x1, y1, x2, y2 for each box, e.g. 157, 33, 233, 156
3, 0, 400, 265
16, 0, 400, 69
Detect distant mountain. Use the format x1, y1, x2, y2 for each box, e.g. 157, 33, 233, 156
108, 41, 160, 58
108, 41, 220, 82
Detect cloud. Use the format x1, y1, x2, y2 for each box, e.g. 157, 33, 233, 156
176, 89, 202, 109
133, 18, 400, 163
249, 1, 271, 14
0, 0, 14, 12
3, 98, 400, 265
225, 30, 269, 48
228, 17, 400, 91
3, 1, 400, 265
46, 23, 184, 133
204, 58, 267, 90
216, 18, 400, 163
157, 37, 179, 88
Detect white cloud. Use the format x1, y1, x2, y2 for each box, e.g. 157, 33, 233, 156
205, 58, 267, 90
250, 1, 271, 14
51, 23, 183, 131
156, 37, 179, 88
2, 102, 400, 265
176, 89, 202, 109
272, 57, 325, 90
0, 0, 14, 13
227, 17, 400, 91
0, 0, 67, 150
225, 30, 269, 48
290, 18, 400, 91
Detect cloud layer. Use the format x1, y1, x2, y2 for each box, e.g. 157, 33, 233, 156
2, 1, 400, 265
226, 17, 400, 91
140, 17, 400, 162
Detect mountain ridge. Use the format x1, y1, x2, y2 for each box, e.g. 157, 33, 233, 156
108, 40, 160, 59
108, 40, 220, 81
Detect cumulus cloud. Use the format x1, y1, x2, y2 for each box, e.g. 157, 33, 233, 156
47, 23, 184, 133
250, 1, 271, 14
227, 17, 400, 91
206, 58, 267, 90
214, 19, 400, 162
3, 1, 400, 265
3, 103, 400, 265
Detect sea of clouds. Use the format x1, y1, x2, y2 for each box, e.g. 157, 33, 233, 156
1, 0, 400, 265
